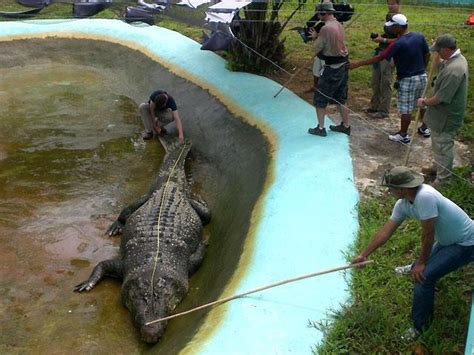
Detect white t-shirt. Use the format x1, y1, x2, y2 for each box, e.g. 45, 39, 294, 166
390, 184, 474, 246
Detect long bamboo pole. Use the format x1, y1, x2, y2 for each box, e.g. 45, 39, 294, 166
145, 260, 374, 326
403, 52, 439, 166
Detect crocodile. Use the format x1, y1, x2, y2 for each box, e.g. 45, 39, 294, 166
74, 137, 211, 343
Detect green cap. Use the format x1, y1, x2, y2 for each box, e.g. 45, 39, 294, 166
430, 34, 457, 52
317, 2, 335, 13
381, 166, 424, 188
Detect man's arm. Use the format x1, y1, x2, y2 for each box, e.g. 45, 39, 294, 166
352, 219, 402, 264
417, 95, 440, 108
172, 110, 184, 143
350, 55, 384, 69
411, 218, 436, 283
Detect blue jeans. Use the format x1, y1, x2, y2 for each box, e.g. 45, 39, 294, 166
412, 243, 474, 331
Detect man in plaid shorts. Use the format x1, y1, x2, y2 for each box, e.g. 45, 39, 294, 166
381, 14, 431, 143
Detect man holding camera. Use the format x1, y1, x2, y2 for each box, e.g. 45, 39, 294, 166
307, 1, 350, 137
364, 14, 398, 119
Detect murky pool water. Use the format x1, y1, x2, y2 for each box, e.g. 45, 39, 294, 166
0, 63, 165, 352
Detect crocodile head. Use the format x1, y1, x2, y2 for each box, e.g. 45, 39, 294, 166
122, 273, 186, 343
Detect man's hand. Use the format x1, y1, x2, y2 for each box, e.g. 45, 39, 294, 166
349, 61, 360, 70
417, 97, 427, 108
372, 35, 384, 43
308, 27, 318, 41
351, 254, 368, 266
411, 263, 426, 283
178, 134, 184, 144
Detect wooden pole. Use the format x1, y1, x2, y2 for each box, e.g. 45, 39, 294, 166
145, 260, 374, 326
403, 52, 439, 166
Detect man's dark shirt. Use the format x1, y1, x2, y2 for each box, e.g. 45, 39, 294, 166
149, 90, 178, 111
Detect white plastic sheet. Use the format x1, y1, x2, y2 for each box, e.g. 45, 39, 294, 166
177, 0, 210, 8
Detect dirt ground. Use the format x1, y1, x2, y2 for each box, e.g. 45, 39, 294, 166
269, 60, 471, 196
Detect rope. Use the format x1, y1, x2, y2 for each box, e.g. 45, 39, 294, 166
145, 260, 374, 325
232, 35, 293, 76
148, 143, 188, 311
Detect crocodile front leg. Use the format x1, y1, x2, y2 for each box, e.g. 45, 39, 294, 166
74, 259, 124, 292
106, 195, 149, 236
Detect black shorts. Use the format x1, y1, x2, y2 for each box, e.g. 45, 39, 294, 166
313, 64, 349, 108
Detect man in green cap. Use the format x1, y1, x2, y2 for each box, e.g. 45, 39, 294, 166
352, 166, 474, 340
417, 34, 468, 184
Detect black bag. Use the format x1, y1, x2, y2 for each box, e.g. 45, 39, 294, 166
124, 6, 154, 25
73, 3, 109, 18
201, 30, 233, 51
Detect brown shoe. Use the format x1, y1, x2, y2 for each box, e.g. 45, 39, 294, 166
421, 166, 437, 176
142, 131, 153, 140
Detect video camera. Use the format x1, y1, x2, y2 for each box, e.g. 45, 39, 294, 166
298, 20, 325, 43
297, 1, 354, 43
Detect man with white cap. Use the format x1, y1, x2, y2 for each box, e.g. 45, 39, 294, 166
352, 166, 474, 340
382, 14, 431, 144
417, 34, 468, 184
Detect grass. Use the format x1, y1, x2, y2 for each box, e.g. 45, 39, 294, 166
1, 1, 473, 351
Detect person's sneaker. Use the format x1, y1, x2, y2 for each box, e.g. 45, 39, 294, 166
329, 123, 351, 135
401, 327, 420, 341
142, 131, 154, 140
417, 126, 431, 138
370, 112, 389, 119
308, 126, 327, 137
395, 264, 412, 275
388, 132, 410, 143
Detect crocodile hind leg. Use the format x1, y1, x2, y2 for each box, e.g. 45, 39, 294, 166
74, 259, 124, 292
190, 198, 211, 225
188, 241, 207, 276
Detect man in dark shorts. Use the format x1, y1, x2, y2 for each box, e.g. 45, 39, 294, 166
308, 2, 350, 137
139, 90, 184, 143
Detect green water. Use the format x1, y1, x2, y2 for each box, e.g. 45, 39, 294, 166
0, 64, 164, 353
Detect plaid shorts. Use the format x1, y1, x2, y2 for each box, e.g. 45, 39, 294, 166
396, 73, 427, 114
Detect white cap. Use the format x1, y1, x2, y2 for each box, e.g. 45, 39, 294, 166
385, 14, 408, 27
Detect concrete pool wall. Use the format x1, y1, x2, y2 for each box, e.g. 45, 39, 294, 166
0, 19, 359, 353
